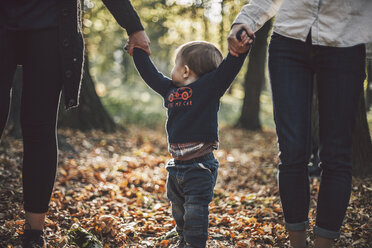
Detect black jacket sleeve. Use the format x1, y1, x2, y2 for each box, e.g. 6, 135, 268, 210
102, 0, 144, 35
133, 48, 173, 98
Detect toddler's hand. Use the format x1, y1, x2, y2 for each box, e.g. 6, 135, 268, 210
124, 30, 151, 56
236, 28, 254, 54
228, 24, 255, 56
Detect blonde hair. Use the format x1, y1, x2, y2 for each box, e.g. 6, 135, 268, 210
176, 41, 223, 77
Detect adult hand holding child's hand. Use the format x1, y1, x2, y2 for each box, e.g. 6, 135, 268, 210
125, 30, 151, 56
228, 24, 255, 57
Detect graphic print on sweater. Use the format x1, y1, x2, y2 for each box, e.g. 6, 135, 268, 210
168, 87, 193, 108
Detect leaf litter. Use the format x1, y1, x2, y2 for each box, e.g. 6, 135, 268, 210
0, 126, 371, 247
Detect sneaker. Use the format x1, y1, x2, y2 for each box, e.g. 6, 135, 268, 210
22, 229, 46, 248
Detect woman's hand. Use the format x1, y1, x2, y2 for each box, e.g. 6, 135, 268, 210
126, 30, 151, 56
228, 24, 255, 57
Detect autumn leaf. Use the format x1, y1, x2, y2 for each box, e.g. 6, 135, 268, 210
160, 239, 170, 247
0, 127, 371, 247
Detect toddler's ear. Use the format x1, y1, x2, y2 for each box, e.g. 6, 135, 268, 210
183, 65, 190, 78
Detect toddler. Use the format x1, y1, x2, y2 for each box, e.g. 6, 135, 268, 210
131, 33, 251, 248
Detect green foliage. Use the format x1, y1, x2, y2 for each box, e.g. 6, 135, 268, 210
68, 224, 103, 248
102, 82, 166, 128
82, 0, 265, 129
83, 0, 249, 78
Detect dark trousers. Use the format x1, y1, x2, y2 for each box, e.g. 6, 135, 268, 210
268, 32, 365, 239
166, 153, 218, 248
0, 28, 62, 213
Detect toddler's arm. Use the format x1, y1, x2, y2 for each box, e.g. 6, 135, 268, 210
132, 48, 172, 97
207, 49, 249, 98
205, 28, 254, 97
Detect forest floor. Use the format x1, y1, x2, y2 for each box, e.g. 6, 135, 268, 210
0, 127, 371, 248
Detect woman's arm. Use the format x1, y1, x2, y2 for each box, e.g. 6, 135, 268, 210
133, 48, 172, 98
228, 0, 282, 56
102, 0, 144, 35
102, 0, 151, 55
233, 0, 282, 32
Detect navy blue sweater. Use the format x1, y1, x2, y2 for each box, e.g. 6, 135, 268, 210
133, 48, 247, 143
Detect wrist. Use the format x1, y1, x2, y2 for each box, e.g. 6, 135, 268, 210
127, 26, 144, 36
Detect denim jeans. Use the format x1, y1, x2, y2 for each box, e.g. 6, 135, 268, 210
268, 32, 365, 239
166, 153, 219, 248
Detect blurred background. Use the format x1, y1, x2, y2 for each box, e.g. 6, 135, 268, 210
64, 0, 276, 131
4, 0, 372, 175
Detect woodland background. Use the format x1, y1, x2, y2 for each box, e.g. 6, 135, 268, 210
1, 0, 372, 247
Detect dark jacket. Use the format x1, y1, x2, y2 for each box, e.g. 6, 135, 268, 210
59, 0, 144, 109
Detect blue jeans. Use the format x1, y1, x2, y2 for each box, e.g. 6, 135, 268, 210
166, 153, 219, 248
268, 32, 365, 239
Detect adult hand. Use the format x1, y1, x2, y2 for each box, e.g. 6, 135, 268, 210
228, 24, 255, 57
126, 30, 151, 56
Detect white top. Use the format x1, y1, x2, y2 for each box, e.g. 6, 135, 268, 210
233, 0, 372, 47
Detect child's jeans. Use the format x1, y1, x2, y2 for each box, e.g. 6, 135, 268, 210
166, 153, 219, 248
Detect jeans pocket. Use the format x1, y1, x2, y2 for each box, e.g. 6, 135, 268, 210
270, 32, 284, 41
198, 163, 212, 173
200, 158, 219, 172
198, 160, 219, 187
269, 32, 294, 52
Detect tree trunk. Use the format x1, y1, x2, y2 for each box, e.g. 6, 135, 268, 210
58, 55, 116, 132
237, 19, 273, 130
219, 0, 225, 53
58, 0, 115, 133
352, 93, 372, 177
6, 58, 116, 135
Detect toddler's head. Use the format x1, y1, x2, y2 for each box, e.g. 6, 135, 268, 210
171, 41, 223, 87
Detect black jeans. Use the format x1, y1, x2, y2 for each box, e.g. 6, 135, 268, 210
0, 28, 62, 213
268, 33, 365, 239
